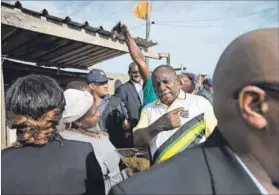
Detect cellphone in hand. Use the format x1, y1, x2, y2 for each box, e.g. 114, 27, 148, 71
112, 21, 122, 33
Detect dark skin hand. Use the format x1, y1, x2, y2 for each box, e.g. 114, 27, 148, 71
134, 107, 185, 147
112, 22, 150, 82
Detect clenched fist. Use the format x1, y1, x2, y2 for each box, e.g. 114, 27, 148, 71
111, 22, 128, 39
152, 107, 185, 132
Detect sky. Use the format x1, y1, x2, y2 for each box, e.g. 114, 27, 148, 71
3, 1, 279, 76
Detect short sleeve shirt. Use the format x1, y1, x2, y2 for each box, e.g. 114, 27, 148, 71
134, 90, 217, 157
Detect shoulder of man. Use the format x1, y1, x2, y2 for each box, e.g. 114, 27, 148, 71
109, 146, 212, 195
141, 100, 158, 111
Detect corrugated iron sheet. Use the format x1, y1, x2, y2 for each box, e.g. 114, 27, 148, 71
1, 1, 157, 70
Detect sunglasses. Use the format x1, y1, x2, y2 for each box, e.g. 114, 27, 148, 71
233, 82, 279, 99
94, 81, 108, 86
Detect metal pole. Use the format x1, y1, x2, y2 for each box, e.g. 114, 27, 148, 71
145, 1, 151, 66
166, 54, 170, 66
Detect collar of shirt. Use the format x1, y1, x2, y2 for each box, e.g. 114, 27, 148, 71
98, 95, 110, 113
131, 80, 143, 86
155, 90, 186, 108
131, 80, 144, 104
227, 148, 269, 195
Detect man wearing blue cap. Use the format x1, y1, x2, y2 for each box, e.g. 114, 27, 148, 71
87, 69, 131, 148
196, 78, 213, 104
86, 69, 114, 113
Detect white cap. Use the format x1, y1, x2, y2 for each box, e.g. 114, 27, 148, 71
62, 89, 93, 124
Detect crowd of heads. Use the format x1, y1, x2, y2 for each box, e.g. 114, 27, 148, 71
3, 27, 279, 194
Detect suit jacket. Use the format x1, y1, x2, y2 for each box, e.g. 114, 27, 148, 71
115, 80, 142, 125
115, 80, 142, 147
109, 129, 261, 194
1, 139, 105, 195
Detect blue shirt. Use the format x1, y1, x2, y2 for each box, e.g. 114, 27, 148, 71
196, 88, 213, 104
98, 95, 110, 114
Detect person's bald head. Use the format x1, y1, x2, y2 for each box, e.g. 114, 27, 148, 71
152, 65, 180, 106
213, 28, 279, 185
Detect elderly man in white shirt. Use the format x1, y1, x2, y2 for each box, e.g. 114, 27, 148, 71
133, 65, 217, 164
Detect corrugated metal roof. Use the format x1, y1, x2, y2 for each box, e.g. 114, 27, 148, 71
1, 1, 158, 70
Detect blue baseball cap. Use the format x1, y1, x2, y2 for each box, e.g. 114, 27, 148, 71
86, 69, 113, 84
186, 73, 198, 83
203, 78, 212, 86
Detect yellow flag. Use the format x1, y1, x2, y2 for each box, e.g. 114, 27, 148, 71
133, 1, 152, 20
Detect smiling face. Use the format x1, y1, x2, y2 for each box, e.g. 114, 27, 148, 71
129, 63, 142, 83
152, 66, 180, 106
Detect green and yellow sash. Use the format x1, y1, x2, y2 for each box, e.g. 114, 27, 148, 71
152, 113, 205, 164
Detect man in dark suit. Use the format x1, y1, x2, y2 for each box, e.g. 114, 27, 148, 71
109, 28, 279, 194
115, 62, 143, 147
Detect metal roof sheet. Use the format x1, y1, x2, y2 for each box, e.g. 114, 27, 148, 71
1, 1, 158, 70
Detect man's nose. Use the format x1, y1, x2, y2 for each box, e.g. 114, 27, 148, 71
158, 82, 167, 92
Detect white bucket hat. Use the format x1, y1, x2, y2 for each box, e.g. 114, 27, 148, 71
62, 89, 93, 124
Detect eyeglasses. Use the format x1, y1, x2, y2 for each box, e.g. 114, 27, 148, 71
233, 82, 279, 99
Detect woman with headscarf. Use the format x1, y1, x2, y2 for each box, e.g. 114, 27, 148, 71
2, 75, 105, 195
59, 89, 129, 194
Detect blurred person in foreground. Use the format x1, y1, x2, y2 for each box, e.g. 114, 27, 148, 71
59, 88, 129, 194
196, 78, 213, 104
109, 28, 279, 194
86, 69, 130, 148
2, 75, 104, 195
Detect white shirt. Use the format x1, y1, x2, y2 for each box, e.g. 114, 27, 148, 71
131, 80, 143, 104
227, 148, 269, 195
134, 90, 217, 158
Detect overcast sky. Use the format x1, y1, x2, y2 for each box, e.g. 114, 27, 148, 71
4, 1, 279, 76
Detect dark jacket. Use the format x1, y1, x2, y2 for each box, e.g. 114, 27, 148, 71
99, 95, 131, 148
115, 80, 142, 124
109, 129, 262, 195
115, 80, 142, 147
1, 139, 105, 195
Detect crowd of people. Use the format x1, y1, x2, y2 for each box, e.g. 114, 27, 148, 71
1, 23, 278, 195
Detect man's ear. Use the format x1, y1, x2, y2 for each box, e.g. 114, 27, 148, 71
88, 83, 95, 91
238, 86, 269, 129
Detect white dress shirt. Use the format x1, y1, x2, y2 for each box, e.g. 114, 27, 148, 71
131, 80, 143, 104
